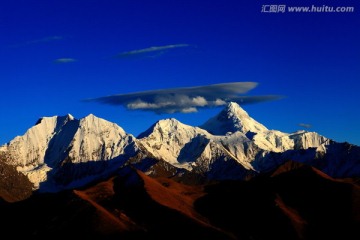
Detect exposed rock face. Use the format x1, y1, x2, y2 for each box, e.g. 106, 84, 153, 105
0, 154, 33, 202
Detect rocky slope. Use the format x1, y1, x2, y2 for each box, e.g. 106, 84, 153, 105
0, 164, 358, 239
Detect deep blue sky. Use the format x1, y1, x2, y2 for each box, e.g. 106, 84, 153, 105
1, 0, 359, 145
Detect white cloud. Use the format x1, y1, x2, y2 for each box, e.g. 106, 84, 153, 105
54, 58, 77, 63
8, 36, 64, 48
299, 123, 312, 129
127, 100, 175, 110
115, 44, 190, 58
213, 99, 227, 106
85, 82, 282, 114
192, 96, 207, 106
181, 107, 197, 113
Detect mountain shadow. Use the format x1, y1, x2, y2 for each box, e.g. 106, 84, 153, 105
194, 162, 360, 240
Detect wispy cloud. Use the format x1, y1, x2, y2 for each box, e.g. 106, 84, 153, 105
53, 58, 77, 63
114, 44, 190, 58
8, 36, 64, 48
84, 82, 282, 114
25, 36, 64, 45
298, 123, 312, 129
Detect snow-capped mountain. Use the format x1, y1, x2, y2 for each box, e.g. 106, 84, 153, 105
0, 102, 359, 192
201, 102, 268, 135
0, 114, 139, 190
138, 118, 211, 169
137, 119, 257, 179
138, 102, 358, 179
1, 103, 358, 240
201, 102, 329, 152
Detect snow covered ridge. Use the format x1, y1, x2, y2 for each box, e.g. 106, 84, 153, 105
0, 102, 359, 192
1, 114, 139, 190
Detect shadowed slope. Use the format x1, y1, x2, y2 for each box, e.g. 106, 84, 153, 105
195, 161, 360, 240
137, 170, 208, 223
74, 177, 142, 235
0, 162, 358, 239
112, 167, 235, 239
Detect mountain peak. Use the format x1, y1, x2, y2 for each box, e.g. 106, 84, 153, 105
200, 102, 268, 135
35, 114, 75, 127
66, 113, 74, 120
225, 102, 249, 117
79, 113, 126, 136
138, 118, 190, 139
157, 118, 181, 127
83, 113, 97, 119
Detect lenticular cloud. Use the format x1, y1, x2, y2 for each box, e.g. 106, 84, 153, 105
84, 82, 282, 114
